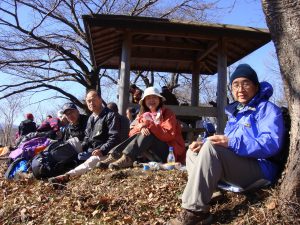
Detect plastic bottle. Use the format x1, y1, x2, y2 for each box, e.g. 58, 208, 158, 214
196, 134, 203, 142
197, 132, 206, 141
167, 146, 175, 165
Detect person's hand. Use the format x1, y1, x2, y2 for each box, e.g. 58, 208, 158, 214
208, 135, 229, 148
137, 121, 150, 131
188, 141, 204, 153
141, 127, 151, 136
92, 149, 103, 157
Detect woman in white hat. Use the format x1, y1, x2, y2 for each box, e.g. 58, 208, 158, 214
98, 86, 186, 169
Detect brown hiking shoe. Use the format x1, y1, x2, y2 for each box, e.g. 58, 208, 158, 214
108, 154, 133, 170
167, 209, 212, 225
48, 174, 70, 189
96, 154, 118, 169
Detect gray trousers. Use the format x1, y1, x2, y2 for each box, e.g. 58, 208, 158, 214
182, 140, 265, 212
110, 134, 169, 162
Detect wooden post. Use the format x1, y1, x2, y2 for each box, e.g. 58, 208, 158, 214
217, 38, 227, 134
118, 32, 131, 116
191, 63, 200, 107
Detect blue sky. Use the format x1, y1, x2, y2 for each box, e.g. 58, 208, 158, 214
1, 0, 283, 125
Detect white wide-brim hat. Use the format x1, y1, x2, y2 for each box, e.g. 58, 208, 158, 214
139, 86, 166, 105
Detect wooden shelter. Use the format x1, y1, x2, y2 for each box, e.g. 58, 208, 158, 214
83, 14, 271, 133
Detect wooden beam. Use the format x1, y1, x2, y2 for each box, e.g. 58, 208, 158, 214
216, 38, 227, 134
131, 51, 194, 62
128, 103, 217, 117
132, 39, 206, 50
191, 63, 200, 106
196, 42, 218, 63
118, 32, 131, 116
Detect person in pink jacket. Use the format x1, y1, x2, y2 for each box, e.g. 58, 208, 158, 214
97, 86, 186, 169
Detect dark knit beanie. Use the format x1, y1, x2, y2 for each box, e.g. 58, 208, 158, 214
230, 64, 259, 85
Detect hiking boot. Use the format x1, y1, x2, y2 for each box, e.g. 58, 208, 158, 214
167, 209, 212, 225
48, 174, 70, 189
108, 154, 133, 170
96, 154, 118, 169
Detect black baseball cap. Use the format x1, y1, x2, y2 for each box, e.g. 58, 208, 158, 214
62, 102, 77, 114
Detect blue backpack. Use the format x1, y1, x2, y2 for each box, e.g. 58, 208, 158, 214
5, 157, 28, 179
203, 120, 216, 137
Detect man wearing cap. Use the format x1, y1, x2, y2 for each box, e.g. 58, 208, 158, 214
18, 113, 37, 137
48, 90, 120, 185
61, 102, 88, 142
168, 64, 285, 225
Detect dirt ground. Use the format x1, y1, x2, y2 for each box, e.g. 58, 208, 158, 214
0, 160, 299, 225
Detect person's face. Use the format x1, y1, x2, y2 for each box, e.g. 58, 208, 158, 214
86, 91, 102, 113
126, 109, 133, 119
144, 95, 160, 112
133, 90, 142, 102
231, 77, 259, 105
64, 109, 79, 124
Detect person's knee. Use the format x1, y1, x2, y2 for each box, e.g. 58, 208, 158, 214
200, 140, 218, 158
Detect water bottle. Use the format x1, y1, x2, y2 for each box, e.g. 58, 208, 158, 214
197, 132, 206, 141
196, 134, 203, 142
167, 146, 175, 165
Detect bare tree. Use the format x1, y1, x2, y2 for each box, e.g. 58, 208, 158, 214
0, 0, 217, 109
0, 95, 22, 146
262, 0, 300, 210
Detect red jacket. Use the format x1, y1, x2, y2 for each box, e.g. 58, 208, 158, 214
129, 107, 186, 164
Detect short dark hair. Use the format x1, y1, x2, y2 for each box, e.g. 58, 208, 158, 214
86, 89, 101, 99
107, 102, 118, 113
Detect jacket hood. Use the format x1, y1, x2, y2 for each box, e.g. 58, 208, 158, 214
226, 81, 273, 115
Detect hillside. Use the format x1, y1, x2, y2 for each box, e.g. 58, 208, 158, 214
0, 161, 298, 224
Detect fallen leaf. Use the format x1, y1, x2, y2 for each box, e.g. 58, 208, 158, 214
266, 201, 276, 210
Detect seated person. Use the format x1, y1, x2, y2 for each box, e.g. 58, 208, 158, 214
129, 84, 141, 103
161, 86, 179, 105
36, 115, 61, 134
61, 102, 88, 142
48, 90, 120, 184
18, 113, 37, 137
168, 64, 285, 225
107, 102, 130, 142
126, 107, 137, 124
98, 86, 186, 170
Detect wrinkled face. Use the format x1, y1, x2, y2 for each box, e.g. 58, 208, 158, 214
86, 91, 102, 113
144, 95, 160, 112
64, 109, 79, 124
231, 77, 259, 105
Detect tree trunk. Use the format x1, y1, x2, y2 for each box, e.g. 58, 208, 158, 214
262, 0, 300, 203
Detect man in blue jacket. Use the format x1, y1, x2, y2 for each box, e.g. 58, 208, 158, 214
168, 64, 285, 225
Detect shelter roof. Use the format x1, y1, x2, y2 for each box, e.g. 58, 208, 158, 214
83, 14, 271, 75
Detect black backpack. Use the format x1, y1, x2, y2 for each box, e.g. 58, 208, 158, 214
268, 106, 291, 174
31, 141, 79, 179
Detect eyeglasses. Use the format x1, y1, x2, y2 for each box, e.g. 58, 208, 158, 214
231, 81, 252, 91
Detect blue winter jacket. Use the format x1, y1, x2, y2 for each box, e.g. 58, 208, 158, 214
224, 82, 285, 183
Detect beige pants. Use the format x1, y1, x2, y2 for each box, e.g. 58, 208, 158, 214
182, 140, 264, 212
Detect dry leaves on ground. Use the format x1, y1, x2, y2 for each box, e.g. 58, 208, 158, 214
0, 161, 299, 224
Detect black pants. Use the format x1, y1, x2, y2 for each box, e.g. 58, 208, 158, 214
110, 134, 169, 162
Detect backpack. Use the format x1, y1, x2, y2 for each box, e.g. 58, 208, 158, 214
5, 157, 29, 179
203, 119, 216, 137
268, 106, 291, 173
9, 137, 51, 161
31, 141, 79, 179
